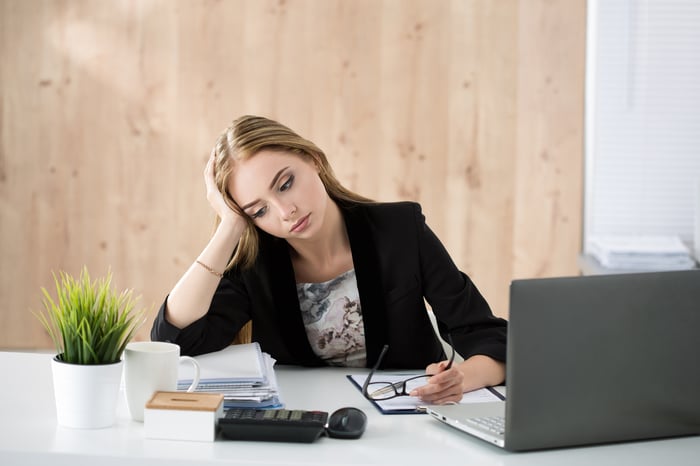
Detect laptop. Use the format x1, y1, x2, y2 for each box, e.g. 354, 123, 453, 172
427, 269, 700, 451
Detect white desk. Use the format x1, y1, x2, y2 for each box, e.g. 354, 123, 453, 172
1, 351, 698, 465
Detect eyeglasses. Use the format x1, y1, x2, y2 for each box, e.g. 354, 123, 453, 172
361, 334, 455, 401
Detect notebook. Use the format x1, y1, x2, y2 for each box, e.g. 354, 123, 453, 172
427, 269, 700, 451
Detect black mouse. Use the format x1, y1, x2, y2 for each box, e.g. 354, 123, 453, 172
326, 407, 367, 439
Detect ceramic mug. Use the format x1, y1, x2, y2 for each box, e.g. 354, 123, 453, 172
123, 341, 200, 422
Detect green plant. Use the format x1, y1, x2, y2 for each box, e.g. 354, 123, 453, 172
36, 267, 146, 365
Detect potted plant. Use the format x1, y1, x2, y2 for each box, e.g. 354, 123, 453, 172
36, 266, 146, 428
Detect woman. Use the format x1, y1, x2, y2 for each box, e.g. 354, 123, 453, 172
151, 115, 507, 404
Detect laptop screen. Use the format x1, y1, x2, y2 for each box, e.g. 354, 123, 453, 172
504, 270, 700, 451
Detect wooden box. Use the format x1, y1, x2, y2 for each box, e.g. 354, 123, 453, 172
144, 391, 224, 442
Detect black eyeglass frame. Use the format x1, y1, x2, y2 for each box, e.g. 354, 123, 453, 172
361, 334, 456, 401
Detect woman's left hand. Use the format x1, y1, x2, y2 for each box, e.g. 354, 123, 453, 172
410, 361, 464, 404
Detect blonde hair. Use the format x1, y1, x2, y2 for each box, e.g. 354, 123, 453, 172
212, 115, 373, 271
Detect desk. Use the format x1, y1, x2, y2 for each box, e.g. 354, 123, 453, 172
1, 351, 698, 465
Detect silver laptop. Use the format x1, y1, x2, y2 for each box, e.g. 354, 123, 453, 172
427, 270, 700, 451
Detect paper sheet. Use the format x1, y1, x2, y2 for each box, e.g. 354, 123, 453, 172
178, 343, 266, 384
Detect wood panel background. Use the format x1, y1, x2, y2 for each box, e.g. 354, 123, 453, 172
0, 0, 586, 349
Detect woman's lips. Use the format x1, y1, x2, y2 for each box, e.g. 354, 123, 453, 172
290, 214, 310, 233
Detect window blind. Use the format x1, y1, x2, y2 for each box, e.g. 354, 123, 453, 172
584, 0, 700, 256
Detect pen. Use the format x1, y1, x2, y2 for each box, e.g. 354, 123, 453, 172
486, 386, 506, 401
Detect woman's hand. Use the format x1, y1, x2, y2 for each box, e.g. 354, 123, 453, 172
204, 151, 244, 227
411, 355, 506, 404
410, 360, 465, 404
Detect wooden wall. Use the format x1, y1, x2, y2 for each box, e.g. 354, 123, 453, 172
0, 0, 586, 349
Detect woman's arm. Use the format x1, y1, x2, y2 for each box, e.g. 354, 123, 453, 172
456, 355, 506, 392
165, 218, 244, 328
163, 154, 247, 329
409, 202, 507, 402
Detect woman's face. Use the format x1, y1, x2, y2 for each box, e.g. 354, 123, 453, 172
228, 150, 329, 240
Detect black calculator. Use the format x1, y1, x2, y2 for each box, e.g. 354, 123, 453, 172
219, 408, 329, 443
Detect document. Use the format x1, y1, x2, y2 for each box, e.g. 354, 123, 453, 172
587, 235, 696, 270
178, 343, 267, 385
347, 373, 505, 414
178, 343, 283, 409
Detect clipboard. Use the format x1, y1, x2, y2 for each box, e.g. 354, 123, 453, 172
347, 373, 505, 415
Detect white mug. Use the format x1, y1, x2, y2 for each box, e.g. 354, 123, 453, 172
123, 341, 200, 422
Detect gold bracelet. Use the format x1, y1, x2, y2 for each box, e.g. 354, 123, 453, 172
195, 260, 223, 278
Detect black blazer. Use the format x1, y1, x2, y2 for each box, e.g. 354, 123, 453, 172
151, 201, 507, 369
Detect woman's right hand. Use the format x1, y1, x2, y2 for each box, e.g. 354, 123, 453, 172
204, 151, 245, 227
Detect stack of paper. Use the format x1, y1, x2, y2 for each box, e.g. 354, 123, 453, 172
587, 235, 696, 270
177, 342, 282, 410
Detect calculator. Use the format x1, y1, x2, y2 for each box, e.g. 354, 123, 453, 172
219, 408, 329, 443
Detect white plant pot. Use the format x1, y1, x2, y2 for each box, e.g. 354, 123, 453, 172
51, 356, 124, 429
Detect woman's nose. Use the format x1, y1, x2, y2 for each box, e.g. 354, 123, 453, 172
277, 201, 297, 220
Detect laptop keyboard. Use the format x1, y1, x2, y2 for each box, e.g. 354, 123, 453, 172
466, 416, 505, 436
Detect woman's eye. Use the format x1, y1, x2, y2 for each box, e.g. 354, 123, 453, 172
251, 206, 268, 219
280, 175, 294, 192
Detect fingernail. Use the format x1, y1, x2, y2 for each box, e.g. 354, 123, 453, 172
409, 390, 418, 397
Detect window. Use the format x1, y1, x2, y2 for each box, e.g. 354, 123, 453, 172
584, 0, 700, 257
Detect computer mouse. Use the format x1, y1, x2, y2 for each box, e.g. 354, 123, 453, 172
326, 407, 367, 439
